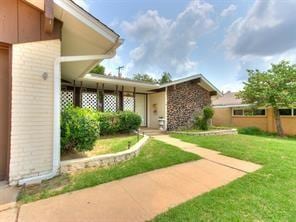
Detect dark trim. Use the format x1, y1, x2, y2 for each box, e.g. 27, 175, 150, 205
7, 44, 12, 181
133, 87, 136, 112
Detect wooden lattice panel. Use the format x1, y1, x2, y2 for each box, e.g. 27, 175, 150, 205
61, 90, 73, 110
104, 94, 117, 112
123, 96, 134, 111
81, 92, 98, 110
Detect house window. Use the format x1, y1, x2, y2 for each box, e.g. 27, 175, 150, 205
233, 109, 243, 116
279, 109, 292, 116
254, 109, 266, 116
233, 108, 266, 116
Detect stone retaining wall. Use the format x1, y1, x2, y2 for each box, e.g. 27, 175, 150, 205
61, 135, 149, 174
172, 129, 237, 136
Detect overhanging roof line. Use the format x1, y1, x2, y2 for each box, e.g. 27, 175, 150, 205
54, 0, 120, 42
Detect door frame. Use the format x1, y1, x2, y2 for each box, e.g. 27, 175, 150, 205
0, 42, 12, 181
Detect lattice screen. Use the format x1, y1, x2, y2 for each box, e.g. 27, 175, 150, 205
104, 94, 117, 112
123, 96, 134, 111
61, 90, 73, 111
81, 92, 98, 110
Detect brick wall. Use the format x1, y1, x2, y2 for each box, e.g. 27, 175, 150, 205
167, 80, 211, 130
9, 40, 61, 184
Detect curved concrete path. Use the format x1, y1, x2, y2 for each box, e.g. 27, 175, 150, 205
2, 135, 261, 222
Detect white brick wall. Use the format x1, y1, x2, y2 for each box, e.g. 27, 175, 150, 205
9, 40, 61, 184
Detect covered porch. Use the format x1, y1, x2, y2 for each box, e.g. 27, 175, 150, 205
61, 74, 166, 128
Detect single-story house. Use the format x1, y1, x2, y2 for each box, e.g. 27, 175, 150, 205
212, 92, 296, 135
0, 0, 220, 185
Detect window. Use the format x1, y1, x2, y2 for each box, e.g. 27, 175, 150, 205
254, 109, 266, 116
233, 109, 243, 116
294, 109, 296, 116
232, 108, 266, 116
279, 109, 292, 116
244, 109, 253, 116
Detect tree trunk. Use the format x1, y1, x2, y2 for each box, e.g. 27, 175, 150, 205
273, 107, 284, 137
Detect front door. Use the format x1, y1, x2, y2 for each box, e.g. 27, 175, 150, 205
135, 94, 147, 126
0, 43, 10, 181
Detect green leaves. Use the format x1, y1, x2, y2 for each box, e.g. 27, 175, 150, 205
237, 60, 296, 108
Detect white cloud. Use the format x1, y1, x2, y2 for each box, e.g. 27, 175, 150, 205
72, 0, 90, 11
121, 0, 216, 77
221, 80, 244, 93
220, 4, 237, 17
224, 0, 296, 57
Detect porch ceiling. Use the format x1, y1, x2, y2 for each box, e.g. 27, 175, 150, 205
53, 0, 122, 82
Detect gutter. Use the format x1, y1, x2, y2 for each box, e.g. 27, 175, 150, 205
18, 53, 116, 185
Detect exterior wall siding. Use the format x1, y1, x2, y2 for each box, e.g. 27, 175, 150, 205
9, 39, 61, 184
167, 80, 211, 130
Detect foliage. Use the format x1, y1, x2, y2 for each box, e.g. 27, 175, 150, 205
154, 134, 296, 221
238, 127, 266, 135
159, 72, 172, 84
194, 106, 214, 130
237, 60, 296, 136
98, 111, 142, 135
18, 139, 199, 203
61, 107, 100, 153
90, 64, 105, 75
133, 73, 158, 83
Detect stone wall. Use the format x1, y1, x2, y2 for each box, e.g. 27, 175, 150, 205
167, 79, 211, 130
61, 135, 149, 174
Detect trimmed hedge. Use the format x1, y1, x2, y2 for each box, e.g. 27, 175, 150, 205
98, 111, 142, 135
194, 106, 214, 130
61, 107, 142, 153
61, 107, 100, 153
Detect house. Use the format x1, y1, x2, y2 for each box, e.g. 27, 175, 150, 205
212, 92, 296, 135
0, 0, 220, 185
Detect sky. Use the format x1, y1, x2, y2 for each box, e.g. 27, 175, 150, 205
73, 0, 296, 92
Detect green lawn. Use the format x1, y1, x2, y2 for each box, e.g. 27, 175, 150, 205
62, 134, 141, 160
153, 134, 296, 222
19, 139, 199, 203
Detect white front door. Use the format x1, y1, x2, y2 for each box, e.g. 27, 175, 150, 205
135, 94, 147, 126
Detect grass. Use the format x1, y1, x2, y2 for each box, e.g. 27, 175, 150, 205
179, 126, 233, 133
152, 134, 296, 222
61, 134, 141, 160
19, 139, 200, 203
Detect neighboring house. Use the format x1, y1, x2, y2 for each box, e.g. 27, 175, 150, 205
0, 0, 220, 185
212, 92, 296, 135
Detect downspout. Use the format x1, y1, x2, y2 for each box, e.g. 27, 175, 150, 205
18, 53, 116, 185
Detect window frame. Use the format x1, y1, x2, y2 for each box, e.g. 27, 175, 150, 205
232, 107, 267, 117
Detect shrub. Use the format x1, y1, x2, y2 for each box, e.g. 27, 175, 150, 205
118, 111, 142, 132
98, 111, 142, 135
97, 112, 121, 135
61, 107, 100, 153
194, 106, 214, 130
238, 127, 270, 136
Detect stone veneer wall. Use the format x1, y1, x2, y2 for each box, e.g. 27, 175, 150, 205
167, 79, 211, 130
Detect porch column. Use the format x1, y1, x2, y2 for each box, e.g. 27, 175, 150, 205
96, 83, 99, 111
133, 87, 136, 112
102, 83, 105, 111
116, 85, 119, 111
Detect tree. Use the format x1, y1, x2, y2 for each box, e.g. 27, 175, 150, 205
159, 72, 172, 84
90, 64, 105, 75
237, 60, 296, 136
133, 73, 157, 83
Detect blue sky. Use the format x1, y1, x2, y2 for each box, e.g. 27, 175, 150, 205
74, 0, 296, 92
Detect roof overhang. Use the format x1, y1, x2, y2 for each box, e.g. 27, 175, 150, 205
53, 0, 123, 81
160, 74, 222, 96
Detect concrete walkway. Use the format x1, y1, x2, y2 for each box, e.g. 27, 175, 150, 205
2, 135, 261, 222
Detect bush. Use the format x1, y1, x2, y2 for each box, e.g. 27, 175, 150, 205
194, 106, 214, 130
238, 127, 269, 136
61, 107, 100, 153
98, 111, 142, 135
